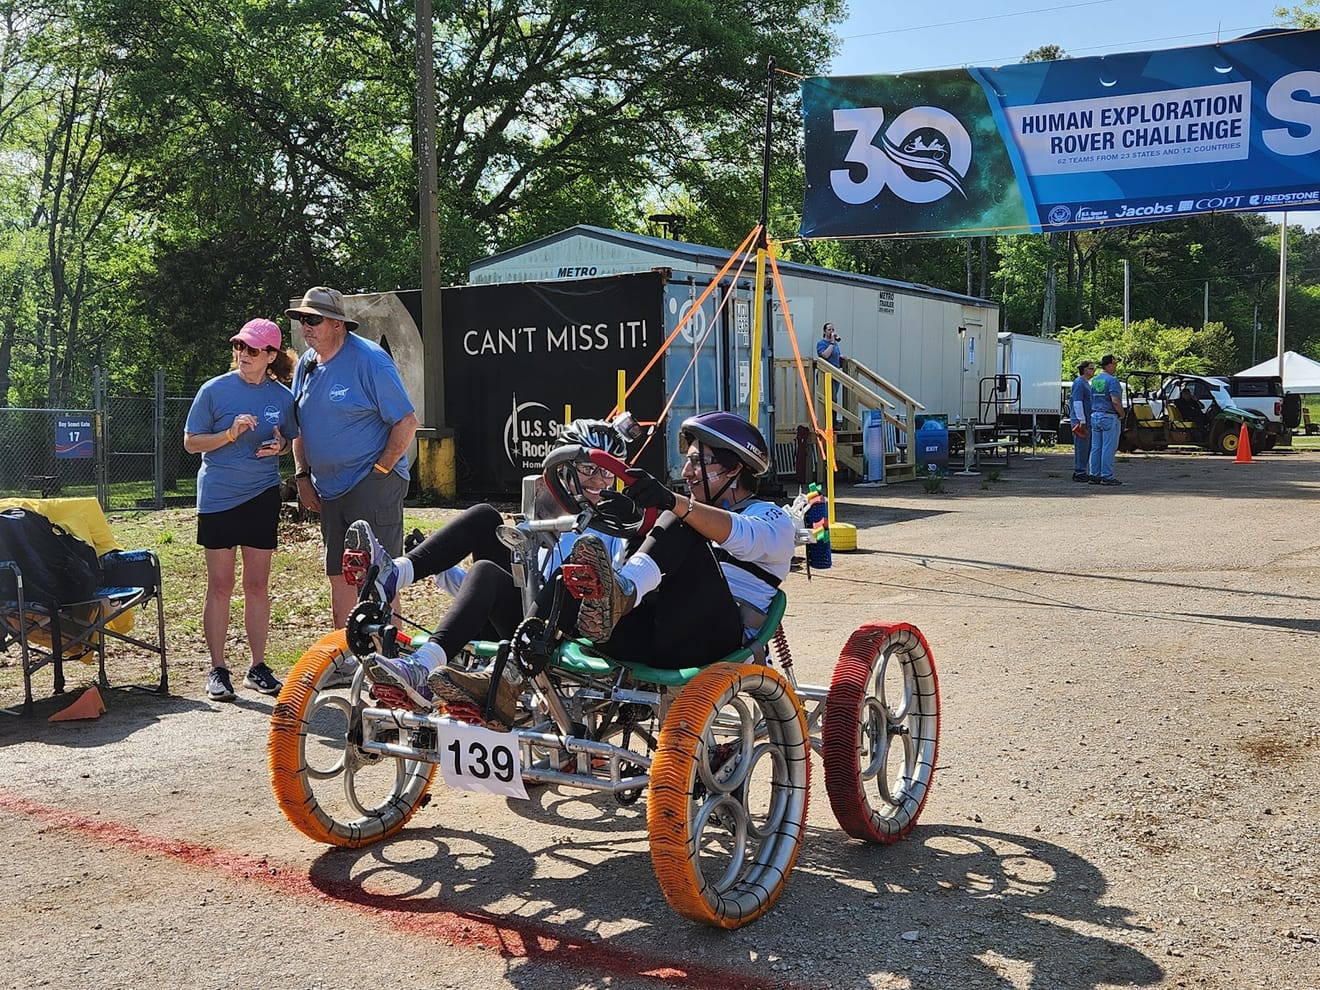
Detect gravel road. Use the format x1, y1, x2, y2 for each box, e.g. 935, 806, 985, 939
2, 446, 1317, 990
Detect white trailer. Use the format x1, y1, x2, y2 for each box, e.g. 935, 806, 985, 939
996, 333, 1063, 415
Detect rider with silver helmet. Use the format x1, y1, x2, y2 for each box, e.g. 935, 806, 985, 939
349, 418, 632, 711
430, 410, 796, 726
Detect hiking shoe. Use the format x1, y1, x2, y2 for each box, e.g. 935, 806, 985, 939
243, 663, 283, 696
362, 653, 433, 711
207, 666, 236, 702
565, 534, 636, 643
1100, 478, 1123, 486
344, 520, 400, 603
429, 666, 521, 731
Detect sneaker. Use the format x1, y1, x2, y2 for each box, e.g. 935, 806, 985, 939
243, 663, 283, 696
1100, 478, 1123, 486
207, 666, 236, 702
1088, 477, 1102, 486
565, 534, 636, 643
344, 520, 400, 603
1072, 473, 1090, 482
362, 653, 433, 711
429, 666, 521, 731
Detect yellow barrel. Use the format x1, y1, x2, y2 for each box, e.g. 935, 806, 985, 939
831, 521, 857, 552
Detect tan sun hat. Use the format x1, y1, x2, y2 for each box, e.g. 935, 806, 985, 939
285, 286, 359, 331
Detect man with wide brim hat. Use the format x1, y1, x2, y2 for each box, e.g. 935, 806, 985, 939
286, 286, 360, 331
287, 284, 418, 627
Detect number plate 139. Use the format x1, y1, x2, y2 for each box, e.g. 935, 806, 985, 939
437, 721, 528, 800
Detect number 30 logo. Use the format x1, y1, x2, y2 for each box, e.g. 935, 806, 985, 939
830, 106, 972, 206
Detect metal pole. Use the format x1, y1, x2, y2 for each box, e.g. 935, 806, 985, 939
1277, 213, 1288, 381
416, 0, 445, 432
1252, 305, 1258, 364
1203, 280, 1209, 328
1123, 259, 1129, 332
154, 369, 164, 509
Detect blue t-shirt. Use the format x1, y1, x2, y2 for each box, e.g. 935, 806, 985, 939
1090, 371, 1121, 417
291, 334, 414, 499
1070, 376, 1093, 425
816, 336, 843, 369
185, 372, 299, 513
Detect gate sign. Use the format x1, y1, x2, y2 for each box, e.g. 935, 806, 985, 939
55, 418, 93, 459
800, 28, 1320, 238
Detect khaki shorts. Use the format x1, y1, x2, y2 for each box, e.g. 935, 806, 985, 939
318, 470, 408, 575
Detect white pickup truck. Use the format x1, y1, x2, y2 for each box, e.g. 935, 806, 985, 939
1213, 375, 1302, 448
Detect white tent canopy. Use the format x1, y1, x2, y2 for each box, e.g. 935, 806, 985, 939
1237, 351, 1320, 394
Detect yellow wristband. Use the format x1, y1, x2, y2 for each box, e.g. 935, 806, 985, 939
373, 462, 389, 474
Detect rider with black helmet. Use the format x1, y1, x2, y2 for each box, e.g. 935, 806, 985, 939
350, 418, 633, 711
430, 410, 796, 726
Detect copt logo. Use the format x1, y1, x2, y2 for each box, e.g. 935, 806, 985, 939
831, 105, 972, 205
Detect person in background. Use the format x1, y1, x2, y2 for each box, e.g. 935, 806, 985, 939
816, 322, 844, 424
183, 318, 299, 702
1088, 354, 1124, 487
287, 286, 419, 628
1070, 360, 1095, 482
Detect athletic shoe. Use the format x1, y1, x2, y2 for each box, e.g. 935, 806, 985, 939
362, 653, 433, 711
1071, 473, 1090, 482
344, 520, 400, 603
1088, 478, 1102, 486
243, 663, 283, 695
565, 534, 636, 643
1100, 478, 1123, 486
429, 666, 521, 731
207, 666, 236, 702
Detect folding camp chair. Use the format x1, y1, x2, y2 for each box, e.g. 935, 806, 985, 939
0, 499, 168, 714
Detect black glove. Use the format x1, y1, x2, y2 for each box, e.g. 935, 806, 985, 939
623, 471, 677, 512
595, 489, 642, 523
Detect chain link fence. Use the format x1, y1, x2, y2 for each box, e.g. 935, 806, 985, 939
0, 370, 203, 512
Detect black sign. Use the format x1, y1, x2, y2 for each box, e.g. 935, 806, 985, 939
442, 272, 667, 495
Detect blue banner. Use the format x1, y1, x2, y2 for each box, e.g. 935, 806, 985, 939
800, 29, 1320, 238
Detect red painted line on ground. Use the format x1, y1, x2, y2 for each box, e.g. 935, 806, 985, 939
0, 789, 810, 990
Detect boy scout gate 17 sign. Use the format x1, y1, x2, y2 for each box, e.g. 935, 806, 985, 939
800, 28, 1320, 238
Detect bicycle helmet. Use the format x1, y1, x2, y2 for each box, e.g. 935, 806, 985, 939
542, 418, 644, 538
559, 418, 628, 459
678, 411, 772, 477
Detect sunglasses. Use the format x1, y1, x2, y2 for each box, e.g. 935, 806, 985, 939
232, 342, 272, 357
299, 314, 326, 327
683, 452, 724, 471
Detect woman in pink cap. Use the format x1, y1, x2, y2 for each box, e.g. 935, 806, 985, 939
183, 319, 299, 703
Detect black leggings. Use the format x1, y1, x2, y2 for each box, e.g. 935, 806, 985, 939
593, 510, 743, 669
407, 504, 524, 657
410, 503, 743, 670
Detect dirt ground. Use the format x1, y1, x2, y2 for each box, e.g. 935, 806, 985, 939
2, 446, 1317, 990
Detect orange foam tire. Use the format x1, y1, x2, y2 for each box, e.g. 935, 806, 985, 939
648, 663, 810, 928
269, 630, 435, 847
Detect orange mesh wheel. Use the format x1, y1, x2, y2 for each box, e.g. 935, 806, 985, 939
648, 663, 809, 928
269, 630, 435, 846
821, 623, 940, 843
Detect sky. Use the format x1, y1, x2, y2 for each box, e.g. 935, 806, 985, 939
828, 0, 1319, 229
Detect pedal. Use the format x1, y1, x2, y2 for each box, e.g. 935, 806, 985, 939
342, 548, 369, 589
561, 563, 605, 600
443, 699, 485, 726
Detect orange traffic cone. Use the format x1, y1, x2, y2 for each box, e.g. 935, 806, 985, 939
49, 686, 107, 722
1233, 423, 1254, 464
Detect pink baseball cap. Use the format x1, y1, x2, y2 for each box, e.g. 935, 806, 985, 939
230, 318, 282, 350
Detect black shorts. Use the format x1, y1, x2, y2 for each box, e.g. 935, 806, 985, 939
196, 485, 282, 550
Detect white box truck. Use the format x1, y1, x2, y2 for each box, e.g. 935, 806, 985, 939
994, 332, 1065, 442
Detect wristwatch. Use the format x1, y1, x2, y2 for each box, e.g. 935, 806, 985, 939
294, 468, 311, 479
